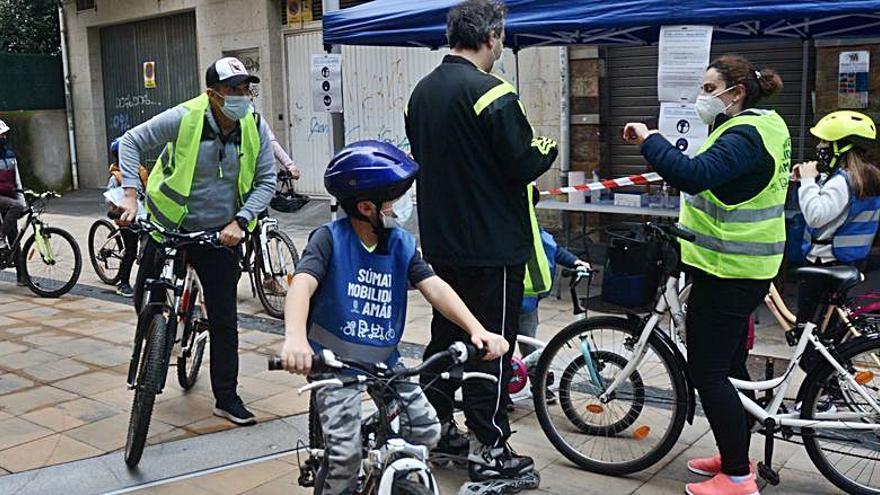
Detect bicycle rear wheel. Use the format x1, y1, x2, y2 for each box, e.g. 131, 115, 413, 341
177, 285, 207, 390
20, 226, 82, 298
532, 316, 688, 475
800, 336, 880, 494
254, 229, 299, 319
88, 219, 123, 285
125, 312, 170, 467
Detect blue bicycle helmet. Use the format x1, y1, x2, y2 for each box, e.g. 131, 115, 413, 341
324, 140, 419, 205
110, 137, 121, 154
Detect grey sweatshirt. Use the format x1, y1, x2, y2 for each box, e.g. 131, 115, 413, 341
799, 173, 850, 263
118, 101, 276, 231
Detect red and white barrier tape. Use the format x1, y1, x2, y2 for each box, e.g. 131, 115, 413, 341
541, 172, 664, 195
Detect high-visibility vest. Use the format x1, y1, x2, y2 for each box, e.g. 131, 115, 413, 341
524, 185, 552, 296
802, 170, 880, 263
679, 110, 791, 280
145, 93, 259, 231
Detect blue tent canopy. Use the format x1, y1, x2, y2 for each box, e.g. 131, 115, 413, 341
323, 0, 880, 48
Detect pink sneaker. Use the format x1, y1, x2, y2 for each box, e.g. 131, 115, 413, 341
687, 454, 722, 476
685, 472, 760, 495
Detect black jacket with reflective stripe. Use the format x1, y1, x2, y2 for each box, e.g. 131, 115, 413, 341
405, 55, 558, 267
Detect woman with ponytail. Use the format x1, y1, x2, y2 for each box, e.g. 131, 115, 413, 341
624, 54, 791, 495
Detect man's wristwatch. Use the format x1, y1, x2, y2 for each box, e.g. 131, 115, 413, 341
234, 215, 248, 230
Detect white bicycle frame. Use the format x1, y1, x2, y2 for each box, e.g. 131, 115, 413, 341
598, 275, 880, 432
257, 217, 292, 283
156, 249, 208, 358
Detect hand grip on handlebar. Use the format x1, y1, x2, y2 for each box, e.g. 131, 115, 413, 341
267, 355, 283, 370
266, 349, 341, 373
667, 224, 696, 242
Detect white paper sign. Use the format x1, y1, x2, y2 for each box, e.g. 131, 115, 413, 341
658, 25, 713, 103
311, 54, 343, 113
659, 103, 709, 157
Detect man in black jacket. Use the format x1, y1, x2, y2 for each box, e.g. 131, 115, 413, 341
405, 0, 558, 483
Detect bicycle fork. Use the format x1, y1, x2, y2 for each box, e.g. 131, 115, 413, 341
32, 223, 55, 264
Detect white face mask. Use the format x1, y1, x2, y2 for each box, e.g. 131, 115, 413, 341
695, 86, 736, 125
380, 190, 414, 229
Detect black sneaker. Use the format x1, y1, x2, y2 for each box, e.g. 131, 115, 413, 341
213, 400, 256, 426
432, 418, 469, 457
116, 282, 134, 298
468, 441, 535, 482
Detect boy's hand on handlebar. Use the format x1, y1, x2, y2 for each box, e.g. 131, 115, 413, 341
280, 336, 313, 375
470, 331, 508, 361
574, 260, 592, 271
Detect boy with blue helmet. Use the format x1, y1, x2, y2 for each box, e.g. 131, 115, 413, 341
278, 140, 508, 495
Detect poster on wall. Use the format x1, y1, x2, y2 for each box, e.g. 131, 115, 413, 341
839, 50, 870, 109
143, 61, 156, 88
311, 54, 343, 113
223, 48, 261, 114
287, 0, 313, 24
657, 25, 713, 103
659, 103, 709, 157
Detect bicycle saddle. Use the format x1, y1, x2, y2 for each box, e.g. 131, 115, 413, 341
795, 265, 863, 294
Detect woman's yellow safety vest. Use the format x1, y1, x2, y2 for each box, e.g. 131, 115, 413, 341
678, 110, 791, 280
524, 185, 552, 296
145, 93, 259, 231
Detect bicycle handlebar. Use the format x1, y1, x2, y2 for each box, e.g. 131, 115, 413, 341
132, 219, 221, 246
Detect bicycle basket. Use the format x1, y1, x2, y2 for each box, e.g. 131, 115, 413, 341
601, 223, 661, 308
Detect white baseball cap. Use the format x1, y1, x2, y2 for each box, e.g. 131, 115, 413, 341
205, 57, 260, 87
0, 120, 9, 135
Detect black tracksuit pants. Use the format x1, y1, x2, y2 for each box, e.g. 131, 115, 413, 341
420, 262, 524, 448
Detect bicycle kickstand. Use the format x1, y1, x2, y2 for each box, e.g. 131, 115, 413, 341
757, 418, 781, 486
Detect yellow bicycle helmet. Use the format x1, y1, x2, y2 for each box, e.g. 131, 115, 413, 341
811, 110, 876, 143
810, 111, 877, 171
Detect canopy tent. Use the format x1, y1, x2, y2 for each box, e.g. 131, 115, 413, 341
323, 0, 880, 49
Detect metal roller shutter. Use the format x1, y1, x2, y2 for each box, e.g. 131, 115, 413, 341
604, 40, 815, 178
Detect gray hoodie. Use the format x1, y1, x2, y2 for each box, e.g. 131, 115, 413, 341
799, 173, 850, 263
118, 100, 276, 231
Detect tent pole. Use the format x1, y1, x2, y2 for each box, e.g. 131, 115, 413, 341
515, 49, 520, 93
324, 0, 345, 221
798, 39, 810, 162
559, 46, 570, 179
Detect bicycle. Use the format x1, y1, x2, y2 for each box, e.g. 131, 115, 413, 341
0, 189, 81, 297
241, 212, 299, 319
268, 342, 498, 495
87, 216, 134, 285
532, 222, 880, 494
124, 220, 212, 467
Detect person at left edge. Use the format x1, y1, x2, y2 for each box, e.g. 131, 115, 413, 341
0, 120, 26, 286
117, 57, 276, 426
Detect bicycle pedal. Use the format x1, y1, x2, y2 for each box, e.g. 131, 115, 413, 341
757, 462, 780, 486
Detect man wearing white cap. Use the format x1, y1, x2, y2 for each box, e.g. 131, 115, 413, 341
0, 120, 27, 285
116, 57, 276, 425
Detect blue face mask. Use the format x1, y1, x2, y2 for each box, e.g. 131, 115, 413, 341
219, 95, 251, 121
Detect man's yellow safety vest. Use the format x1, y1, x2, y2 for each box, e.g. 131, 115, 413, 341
524, 185, 552, 296
145, 93, 259, 231
679, 110, 791, 280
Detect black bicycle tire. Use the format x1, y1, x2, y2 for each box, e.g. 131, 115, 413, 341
177, 286, 205, 390
20, 226, 83, 298
557, 350, 645, 436
309, 391, 324, 449
800, 336, 880, 495
125, 312, 169, 467
254, 229, 299, 319
88, 219, 122, 285
532, 316, 688, 475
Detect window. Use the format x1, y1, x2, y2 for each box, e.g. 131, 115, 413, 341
76, 0, 96, 11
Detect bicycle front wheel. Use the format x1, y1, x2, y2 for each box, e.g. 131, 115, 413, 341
88, 219, 123, 285
20, 226, 82, 298
125, 312, 170, 467
800, 336, 880, 494
254, 229, 299, 319
532, 316, 689, 475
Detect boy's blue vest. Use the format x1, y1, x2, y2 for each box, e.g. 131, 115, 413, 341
802, 170, 880, 264
522, 230, 558, 313
308, 219, 416, 366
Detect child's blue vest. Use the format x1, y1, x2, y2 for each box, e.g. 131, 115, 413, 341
802, 170, 880, 264
308, 219, 416, 366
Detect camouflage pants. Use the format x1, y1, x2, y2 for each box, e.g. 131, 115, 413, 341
313, 377, 441, 495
